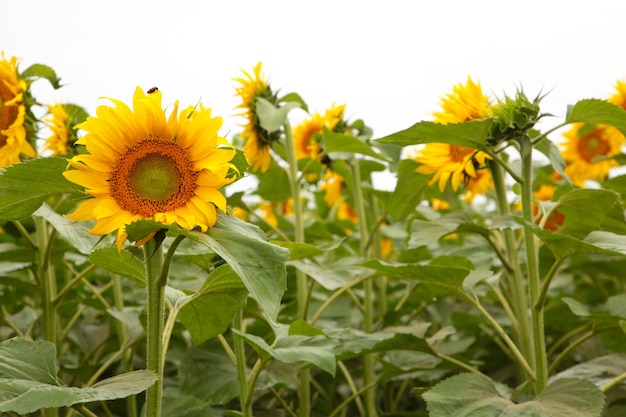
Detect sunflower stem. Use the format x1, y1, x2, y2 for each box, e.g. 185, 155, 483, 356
487, 159, 535, 380
35, 216, 59, 417
282, 119, 311, 416
519, 135, 548, 394
233, 311, 252, 417
351, 155, 378, 417
144, 239, 165, 417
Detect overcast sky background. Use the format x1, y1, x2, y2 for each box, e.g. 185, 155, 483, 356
4, 0, 626, 189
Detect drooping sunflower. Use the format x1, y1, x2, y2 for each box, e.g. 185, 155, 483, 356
319, 170, 345, 207
234, 62, 280, 172
608, 80, 626, 110
63, 87, 236, 250
560, 122, 623, 186
0, 52, 35, 167
412, 77, 493, 200
293, 103, 346, 161
42, 103, 70, 156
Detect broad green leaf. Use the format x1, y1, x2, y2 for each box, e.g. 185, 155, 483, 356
20, 63, 62, 88
271, 241, 324, 260
561, 297, 591, 317
287, 258, 361, 291
361, 259, 470, 294
125, 219, 168, 243
177, 265, 248, 344
409, 211, 487, 249
278, 92, 309, 112
376, 119, 493, 152
256, 97, 300, 132
323, 130, 389, 161
233, 331, 336, 376
535, 138, 569, 182
521, 220, 626, 261
387, 159, 430, 222
89, 247, 146, 287
161, 389, 216, 417
606, 294, 626, 319
34, 203, 103, 254
566, 99, 626, 137
327, 324, 432, 361
555, 189, 619, 237
0, 337, 156, 414
289, 319, 327, 337
423, 373, 604, 417
553, 354, 626, 388
180, 215, 288, 321
63, 103, 90, 126
255, 166, 292, 202
0, 157, 83, 221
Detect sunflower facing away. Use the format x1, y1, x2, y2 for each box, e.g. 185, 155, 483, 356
561, 122, 623, 186
293, 103, 346, 161
42, 103, 70, 156
608, 80, 626, 110
412, 77, 493, 200
0, 52, 35, 167
234, 62, 280, 172
63, 87, 236, 250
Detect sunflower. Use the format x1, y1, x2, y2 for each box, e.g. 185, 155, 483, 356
319, 170, 345, 207
0, 52, 35, 167
63, 87, 236, 250
412, 77, 492, 200
234, 62, 279, 172
259, 199, 293, 227
293, 103, 345, 161
42, 103, 70, 156
608, 80, 626, 110
560, 123, 623, 186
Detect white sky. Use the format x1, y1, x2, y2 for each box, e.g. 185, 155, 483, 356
4, 0, 626, 189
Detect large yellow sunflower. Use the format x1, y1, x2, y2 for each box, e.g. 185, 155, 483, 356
0, 52, 35, 167
63, 87, 236, 250
412, 77, 492, 200
561, 122, 623, 186
608, 80, 626, 110
42, 103, 70, 156
234, 62, 279, 172
293, 103, 345, 160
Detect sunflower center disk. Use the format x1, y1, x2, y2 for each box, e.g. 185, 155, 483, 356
0, 83, 16, 146
579, 132, 609, 161
129, 155, 180, 201
111, 140, 198, 218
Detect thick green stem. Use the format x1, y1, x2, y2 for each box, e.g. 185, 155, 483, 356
35, 217, 58, 417
487, 159, 535, 377
144, 240, 165, 417
282, 120, 311, 416
233, 311, 252, 417
519, 136, 548, 393
351, 156, 378, 417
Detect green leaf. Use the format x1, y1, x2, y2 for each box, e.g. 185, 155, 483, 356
423, 373, 604, 417
535, 138, 569, 183
34, 203, 103, 254
270, 241, 324, 260
323, 130, 389, 161
361, 259, 470, 294
409, 211, 487, 249
387, 159, 430, 222
553, 354, 626, 388
89, 248, 146, 287
288, 257, 362, 291
566, 99, 626, 137
255, 166, 292, 201
256, 97, 300, 132
0, 157, 83, 221
62, 103, 90, 127
278, 92, 309, 112
177, 265, 248, 344
20, 63, 62, 88
555, 189, 619, 237
328, 324, 432, 360
125, 219, 168, 243
233, 330, 336, 376
180, 215, 288, 322
0, 337, 156, 414
376, 119, 493, 152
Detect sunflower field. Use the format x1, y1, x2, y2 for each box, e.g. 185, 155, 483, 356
3, 52, 626, 417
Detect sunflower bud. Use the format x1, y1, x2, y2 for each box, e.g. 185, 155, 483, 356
487, 89, 543, 146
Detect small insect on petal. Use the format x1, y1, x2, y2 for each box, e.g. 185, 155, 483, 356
147, 87, 159, 94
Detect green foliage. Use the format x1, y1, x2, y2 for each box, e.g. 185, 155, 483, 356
0, 338, 156, 414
